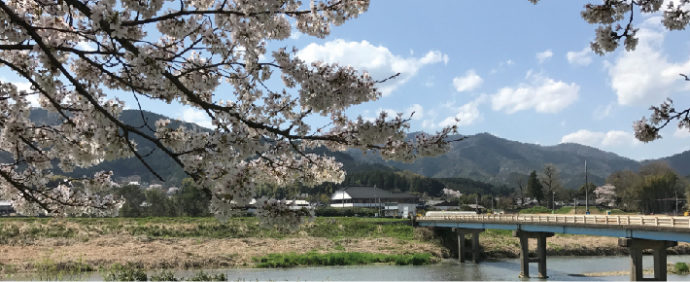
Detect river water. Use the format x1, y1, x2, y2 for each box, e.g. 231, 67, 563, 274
9, 255, 690, 281
208, 255, 690, 281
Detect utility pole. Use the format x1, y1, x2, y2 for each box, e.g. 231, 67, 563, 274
585, 160, 589, 214
552, 191, 555, 214
675, 190, 679, 216
476, 194, 480, 214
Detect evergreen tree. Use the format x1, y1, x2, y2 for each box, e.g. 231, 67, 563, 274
527, 171, 545, 205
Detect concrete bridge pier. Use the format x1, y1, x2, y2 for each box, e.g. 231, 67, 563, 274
455, 228, 484, 263
513, 230, 554, 279
618, 238, 678, 281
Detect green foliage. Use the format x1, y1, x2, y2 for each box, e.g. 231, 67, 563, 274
341, 170, 445, 196
674, 262, 690, 274
253, 252, 431, 268
187, 271, 226, 281
527, 171, 544, 204
0, 217, 417, 241
608, 162, 687, 214
149, 270, 178, 281
116, 185, 146, 217
103, 262, 147, 281
175, 179, 211, 217
33, 258, 93, 280
519, 206, 551, 214
116, 178, 211, 217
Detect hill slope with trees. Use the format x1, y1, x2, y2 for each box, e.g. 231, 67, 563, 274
347, 133, 644, 189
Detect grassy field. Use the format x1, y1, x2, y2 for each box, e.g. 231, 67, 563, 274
0, 216, 416, 243
0, 216, 443, 279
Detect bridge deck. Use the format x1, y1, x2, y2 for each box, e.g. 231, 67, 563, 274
418, 213, 690, 242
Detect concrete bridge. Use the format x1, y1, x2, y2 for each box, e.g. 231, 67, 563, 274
418, 212, 690, 281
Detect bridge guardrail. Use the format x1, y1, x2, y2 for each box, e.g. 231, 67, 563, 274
418, 213, 690, 229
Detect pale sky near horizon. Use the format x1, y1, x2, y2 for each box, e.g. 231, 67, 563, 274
3, 1, 690, 161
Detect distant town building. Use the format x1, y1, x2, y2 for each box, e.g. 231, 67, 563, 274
0, 200, 14, 215
147, 184, 163, 190
330, 186, 418, 217
166, 187, 180, 196
285, 200, 312, 210
330, 186, 417, 208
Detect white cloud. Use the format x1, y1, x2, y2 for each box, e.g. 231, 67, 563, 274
566, 46, 593, 66
181, 108, 213, 128
490, 71, 579, 114
289, 30, 303, 40
601, 131, 638, 147
608, 17, 690, 106
76, 41, 96, 51
440, 95, 486, 127
1, 78, 38, 107
452, 69, 483, 93
371, 104, 424, 121
297, 39, 448, 96
561, 129, 639, 147
536, 49, 553, 63
673, 127, 690, 139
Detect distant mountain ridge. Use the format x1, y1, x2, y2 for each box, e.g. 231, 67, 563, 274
346, 133, 644, 189
11, 110, 690, 190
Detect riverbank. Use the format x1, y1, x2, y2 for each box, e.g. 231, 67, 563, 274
0, 217, 444, 278
1, 217, 689, 278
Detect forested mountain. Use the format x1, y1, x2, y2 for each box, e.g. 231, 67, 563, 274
347, 133, 643, 189
13, 109, 690, 194
24, 108, 196, 186
652, 150, 690, 177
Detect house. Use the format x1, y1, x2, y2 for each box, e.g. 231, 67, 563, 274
0, 200, 14, 215
330, 186, 418, 217
427, 200, 461, 211
330, 186, 417, 208
285, 199, 312, 210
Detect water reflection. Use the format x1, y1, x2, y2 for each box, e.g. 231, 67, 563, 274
5, 255, 690, 281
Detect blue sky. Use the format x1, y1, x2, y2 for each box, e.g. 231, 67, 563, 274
3, 1, 690, 161
284, 0, 690, 161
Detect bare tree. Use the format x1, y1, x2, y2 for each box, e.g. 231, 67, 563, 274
540, 164, 562, 210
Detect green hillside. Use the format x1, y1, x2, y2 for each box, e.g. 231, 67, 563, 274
348, 133, 642, 189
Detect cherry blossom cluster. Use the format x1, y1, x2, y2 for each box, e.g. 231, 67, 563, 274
530, 0, 689, 54
0, 0, 457, 224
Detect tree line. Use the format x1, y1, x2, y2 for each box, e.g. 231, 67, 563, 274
514, 162, 689, 214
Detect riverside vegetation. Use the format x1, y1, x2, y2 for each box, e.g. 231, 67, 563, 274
1, 216, 690, 280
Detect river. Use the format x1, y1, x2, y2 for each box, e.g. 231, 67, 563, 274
8, 255, 690, 280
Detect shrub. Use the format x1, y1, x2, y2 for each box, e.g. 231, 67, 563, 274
149, 270, 177, 281
103, 263, 147, 281
519, 206, 551, 214
187, 271, 226, 281
674, 262, 689, 274
253, 252, 431, 268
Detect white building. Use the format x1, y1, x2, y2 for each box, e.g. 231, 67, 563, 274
330, 187, 418, 217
